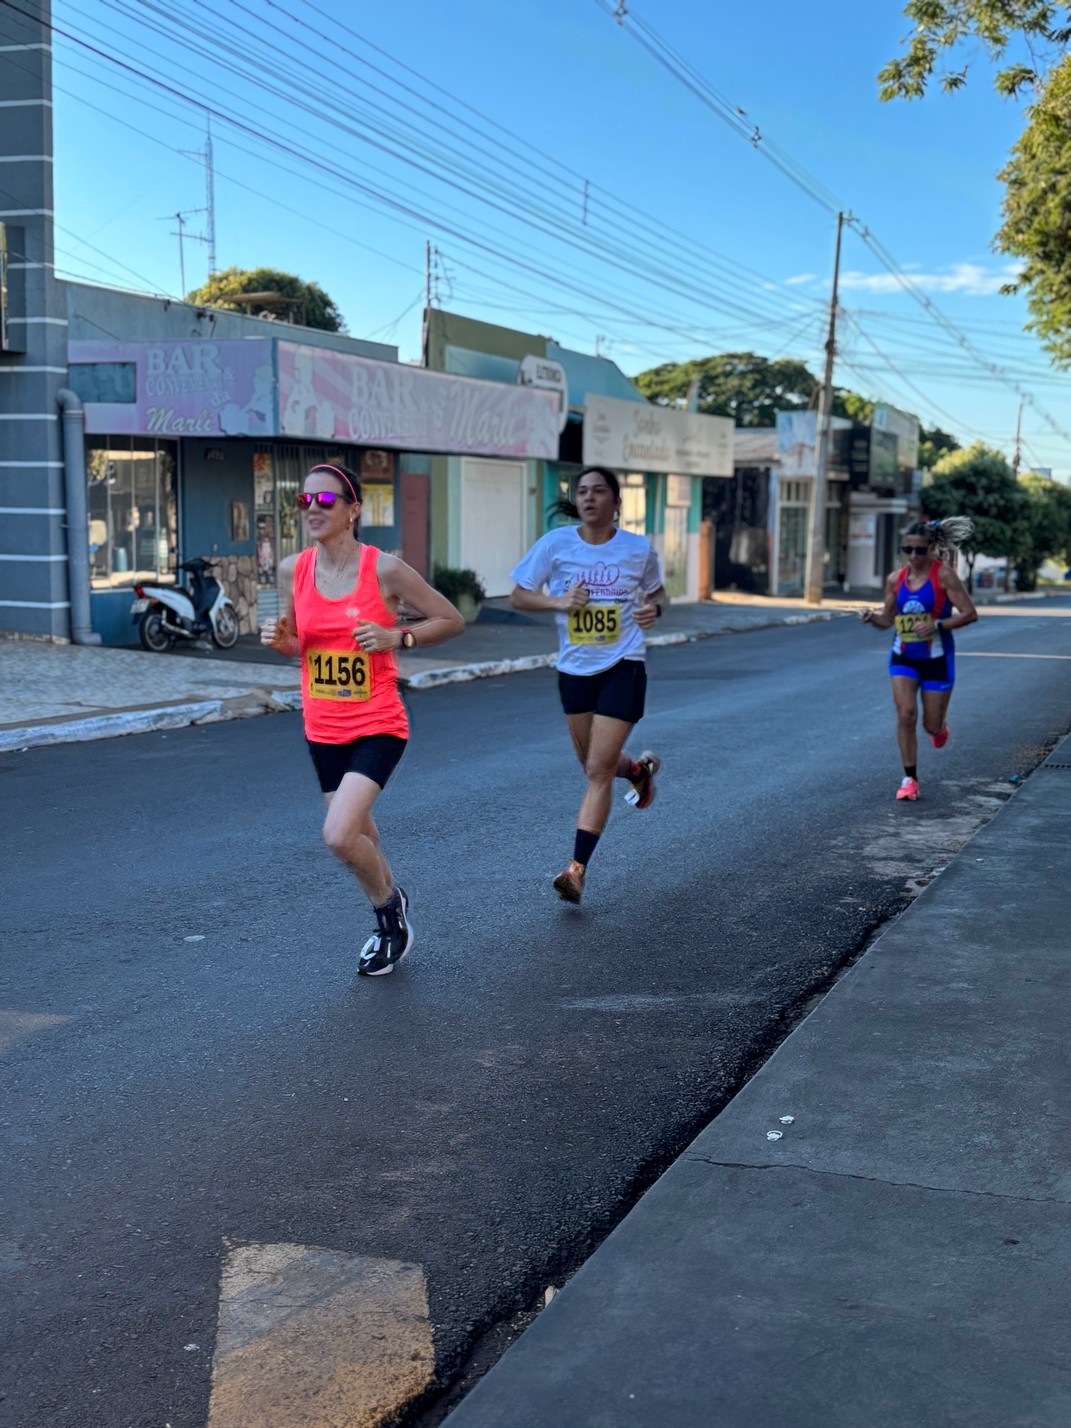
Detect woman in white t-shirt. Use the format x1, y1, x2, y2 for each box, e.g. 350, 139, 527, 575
509, 466, 668, 905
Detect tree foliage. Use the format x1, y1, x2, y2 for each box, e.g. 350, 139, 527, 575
996, 57, 1071, 363
881, 5, 1071, 362
633, 352, 882, 430
634, 352, 818, 427
879, 2, 1071, 101
185, 266, 346, 332
922, 442, 1029, 575
1014, 470, 1071, 586
918, 426, 961, 469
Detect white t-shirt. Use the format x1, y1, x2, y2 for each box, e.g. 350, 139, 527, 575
510, 525, 665, 676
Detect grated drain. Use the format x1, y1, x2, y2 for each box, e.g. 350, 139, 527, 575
1039, 761, 1071, 770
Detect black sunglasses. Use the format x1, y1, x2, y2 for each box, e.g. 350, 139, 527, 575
901, 544, 929, 554
296, 492, 345, 510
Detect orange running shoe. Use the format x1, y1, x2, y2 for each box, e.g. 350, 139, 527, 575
625, 751, 661, 810
552, 860, 586, 904
896, 776, 920, 801
930, 726, 950, 749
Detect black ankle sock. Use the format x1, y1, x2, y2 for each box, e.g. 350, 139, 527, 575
573, 829, 600, 869
904, 765, 917, 780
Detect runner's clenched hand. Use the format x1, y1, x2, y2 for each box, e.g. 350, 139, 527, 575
559, 580, 589, 613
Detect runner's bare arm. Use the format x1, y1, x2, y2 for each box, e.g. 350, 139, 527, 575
940, 566, 978, 629
373, 555, 465, 648
260, 553, 300, 655
511, 581, 589, 612
858, 573, 898, 629
634, 584, 668, 629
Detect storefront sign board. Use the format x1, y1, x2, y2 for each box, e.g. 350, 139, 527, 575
278, 343, 559, 459
583, 393, 732, 476
70, 339, 275, 437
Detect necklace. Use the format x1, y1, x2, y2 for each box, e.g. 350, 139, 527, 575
317, 544, 359, 589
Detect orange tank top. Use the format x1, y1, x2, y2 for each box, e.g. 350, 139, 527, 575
293, 543, 409, 744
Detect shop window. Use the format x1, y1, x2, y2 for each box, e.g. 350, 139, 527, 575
87, 438, 177, 589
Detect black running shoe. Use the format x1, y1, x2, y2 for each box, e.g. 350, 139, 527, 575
358, 887, 412, 976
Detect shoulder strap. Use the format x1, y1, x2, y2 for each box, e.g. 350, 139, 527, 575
929, 560, 946, 614
895, 566, 909, 592
293, 546, 315, 591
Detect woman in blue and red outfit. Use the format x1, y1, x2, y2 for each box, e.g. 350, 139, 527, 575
260, 464, 464, 974
859, 517, 977, 802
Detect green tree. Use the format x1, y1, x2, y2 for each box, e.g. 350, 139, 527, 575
634, 352, 819, 427
1013, 471, 1071, 588
922, 442, 1030, 581
881, 4, 1071, 363
996, 59, 1071, 363
633, 353, 880, 429
186, 266, 346, 332
879, 2, 1070, 101
919, 426, 961, 470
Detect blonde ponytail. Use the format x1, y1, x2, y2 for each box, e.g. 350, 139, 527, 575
904, 516, 974, 566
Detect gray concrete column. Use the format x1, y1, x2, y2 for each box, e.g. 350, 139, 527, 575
0, 0, 71, 639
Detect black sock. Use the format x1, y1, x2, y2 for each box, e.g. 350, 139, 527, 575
904, 765, 917, 780
573, 829, 600, 869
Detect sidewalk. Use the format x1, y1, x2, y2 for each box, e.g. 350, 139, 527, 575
443, 734, 1071, 1428
0, 595, 854, 753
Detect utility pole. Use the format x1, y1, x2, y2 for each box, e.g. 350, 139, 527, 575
804, 210, 845, 606
204, 118, 217, 278
1012, 399, 1023, 476
159, 207, 207, 297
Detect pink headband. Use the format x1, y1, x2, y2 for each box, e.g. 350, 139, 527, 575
307, 464, 361, 505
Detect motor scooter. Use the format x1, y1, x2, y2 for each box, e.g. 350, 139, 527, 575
130, 557, 240, 652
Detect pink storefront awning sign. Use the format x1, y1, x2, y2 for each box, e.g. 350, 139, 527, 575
278, 342, 559, 459
70, 338, 275, 437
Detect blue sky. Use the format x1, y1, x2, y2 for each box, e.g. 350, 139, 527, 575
39, 0, 1071, 472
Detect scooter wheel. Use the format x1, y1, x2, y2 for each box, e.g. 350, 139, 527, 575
139, 608, 173, 653
212, 602, 240, 649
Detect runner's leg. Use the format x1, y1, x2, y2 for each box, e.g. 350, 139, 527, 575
578, 714, 633, 836
892, 675, 920, 773
921, 686, 952, 740
322, 772, 394, 905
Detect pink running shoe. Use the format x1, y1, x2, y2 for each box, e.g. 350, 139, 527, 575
930, 726, 950, 749
896, 777, 920, 801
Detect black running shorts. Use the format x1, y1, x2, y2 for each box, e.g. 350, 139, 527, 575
558, 658, 647, 725
306, 734, 407, 794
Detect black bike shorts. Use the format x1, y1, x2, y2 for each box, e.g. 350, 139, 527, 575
306, 734, 407, 794
557, 658, 647, 725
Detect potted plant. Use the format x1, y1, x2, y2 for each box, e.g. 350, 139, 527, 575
433, 565, 487, 624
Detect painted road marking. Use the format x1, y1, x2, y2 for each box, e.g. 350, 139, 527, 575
958, 652, 1071, 660
0, 1009, 69, 1055
207, 1241, 435, 1428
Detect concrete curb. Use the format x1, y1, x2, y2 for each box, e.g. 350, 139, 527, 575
0, 607, 868, 752
0, 687, 302, 754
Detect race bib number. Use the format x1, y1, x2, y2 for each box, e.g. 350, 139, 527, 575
895, 614, 927, 640
568, 604, 622, 645
306, 648, 372, 700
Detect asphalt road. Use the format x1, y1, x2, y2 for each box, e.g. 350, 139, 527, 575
4, 601, 1071, 1427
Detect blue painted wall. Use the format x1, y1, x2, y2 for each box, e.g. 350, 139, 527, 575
182, 441, 256, 559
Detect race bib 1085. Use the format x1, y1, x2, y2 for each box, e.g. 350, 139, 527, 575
567, 604, 621, 645
306, 648, 372, 700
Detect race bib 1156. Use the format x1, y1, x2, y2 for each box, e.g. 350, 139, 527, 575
567, 604, 621, 645
306, 648, 372, 700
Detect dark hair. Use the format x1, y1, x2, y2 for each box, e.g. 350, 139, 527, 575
903, 516, 974, 564
307, 463, 363, 539
551, 465, 622, 523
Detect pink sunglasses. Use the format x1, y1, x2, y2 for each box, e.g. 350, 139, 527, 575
296, 492, 344, 510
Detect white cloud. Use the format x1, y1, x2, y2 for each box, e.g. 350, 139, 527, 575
837, 262, 1021, 297
784, 272, 818, 286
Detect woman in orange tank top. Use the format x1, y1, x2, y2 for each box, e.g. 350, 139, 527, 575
260, 463, 464, 975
